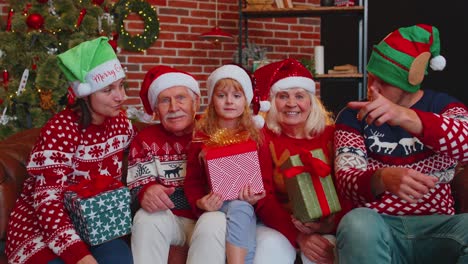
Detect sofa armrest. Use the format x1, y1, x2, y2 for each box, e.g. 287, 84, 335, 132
0, 128, 40, 243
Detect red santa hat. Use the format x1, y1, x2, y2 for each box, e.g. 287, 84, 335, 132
253, 58, 316, 112
140, 65, 200, 114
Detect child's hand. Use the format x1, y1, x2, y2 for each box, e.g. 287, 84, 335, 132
196, 192, 223, 211
239, 184, 266, 205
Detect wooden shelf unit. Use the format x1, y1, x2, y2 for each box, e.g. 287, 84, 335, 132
238, 0, 368, 99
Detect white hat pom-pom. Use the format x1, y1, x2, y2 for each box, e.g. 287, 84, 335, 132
76, 83, 92, 98
430, 55, 446, 71
252, 115, 265, 128
259, 101, 271, 112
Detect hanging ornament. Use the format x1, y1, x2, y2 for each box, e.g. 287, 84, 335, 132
98, 12, 113, 33
39, 90, 55, 110
48, 0, 57, 16
92, 0, 105, 6
32, 57, 39, 71
17, 69, 29, 96
108, 32, 119, 53
23, 3, 32, 16
67, 86, 76, 105
0, 98, 3, 105
37, 0, 48, 3
76, 8, 87, 28
46, 46, 58, 55
26, 13, 45, 30
0, 107, 8, 125
6, 9, 13, 32
0, 107, 16, 126
2, 69, 9, 90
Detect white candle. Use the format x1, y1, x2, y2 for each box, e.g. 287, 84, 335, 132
314, 45, 324, 75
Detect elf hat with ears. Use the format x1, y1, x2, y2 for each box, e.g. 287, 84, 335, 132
367, 24, 446, 93
140, 65, 200, 115
57, 36, 125, 98
253, 58, 316, 111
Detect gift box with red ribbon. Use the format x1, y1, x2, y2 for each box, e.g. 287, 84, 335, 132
201, 140, 265, 201
64, 176, 131, 245
281, 149, 341, 222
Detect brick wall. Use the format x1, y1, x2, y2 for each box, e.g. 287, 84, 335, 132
0, 0, 321, 110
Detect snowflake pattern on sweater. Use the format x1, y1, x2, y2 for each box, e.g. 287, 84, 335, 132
126, 124, 194, 219
6, 108, 135, 264
334, 90, 468, 216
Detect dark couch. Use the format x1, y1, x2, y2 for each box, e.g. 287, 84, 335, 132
1, 127, 467, 264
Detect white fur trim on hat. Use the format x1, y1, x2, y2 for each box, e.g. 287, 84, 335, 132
148, 72, 200, 110
271, 76, 316, 95
73, 58, 125, 98
207, 65, 253, 103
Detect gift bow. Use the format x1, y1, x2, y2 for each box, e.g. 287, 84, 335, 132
282, 149, 332, 218
67, 175, 123, 198
282, 150, 331, 179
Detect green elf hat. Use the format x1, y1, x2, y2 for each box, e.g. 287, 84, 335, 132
57, 36, 125, 98
367, 24, 446, 93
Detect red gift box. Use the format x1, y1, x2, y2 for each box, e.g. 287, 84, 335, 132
201, 140, 265, 201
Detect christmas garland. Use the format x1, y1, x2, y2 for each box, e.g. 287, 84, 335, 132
114, 0, 159, 52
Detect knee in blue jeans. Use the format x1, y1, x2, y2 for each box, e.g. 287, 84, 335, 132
226, 200, 255, 219
337, 208, 389, 248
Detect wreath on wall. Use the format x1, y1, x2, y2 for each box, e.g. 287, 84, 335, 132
113, 0, 159, 52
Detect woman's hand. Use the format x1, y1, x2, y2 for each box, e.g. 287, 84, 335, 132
76, 254, 98, 264
297, 233, 335, 264
291, 214, 336, 234
196, 192, 223, 211
239, 184, 266, 205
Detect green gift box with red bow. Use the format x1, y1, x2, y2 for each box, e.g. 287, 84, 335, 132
281, 149, 341, 222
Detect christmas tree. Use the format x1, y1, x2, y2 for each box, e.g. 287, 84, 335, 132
0, 0, 117, 139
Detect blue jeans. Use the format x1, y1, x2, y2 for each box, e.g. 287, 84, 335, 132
48, 238, 133, 264
337, 207, 468, 264
220, 200, 256, 264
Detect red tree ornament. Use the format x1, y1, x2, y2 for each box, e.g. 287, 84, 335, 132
76, 8, 87, 28
3, 69, 9, 90
37, 0, 48, 3
108, 39, 118, 52
6, 9, 13, 32
92, 0, 105, 5
26, 13, 44, 30
108, 32, 119, 52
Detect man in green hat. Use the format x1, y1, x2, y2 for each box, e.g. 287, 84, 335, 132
334, 24, 468, 263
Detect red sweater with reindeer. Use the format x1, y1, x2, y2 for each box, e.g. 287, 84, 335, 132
5, 108, 135, 264
126, 124, 196, 220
